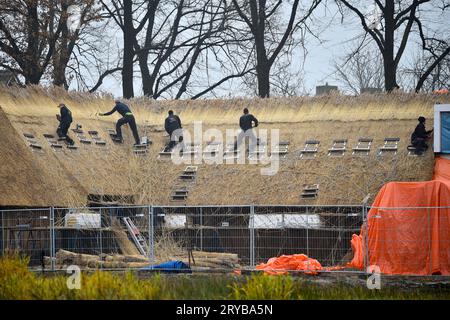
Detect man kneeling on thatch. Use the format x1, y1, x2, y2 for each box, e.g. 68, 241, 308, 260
411, 116, 433, 155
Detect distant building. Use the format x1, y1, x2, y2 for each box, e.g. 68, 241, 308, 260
360, 87, 382, 94
316, 82, 338, 96
0, 69, 19, 86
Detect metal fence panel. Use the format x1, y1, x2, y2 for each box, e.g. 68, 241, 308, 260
152, 206, 251, 269
51, 206, 150, 270
0, 208, 52, 268
253, 206, 363, 268
1, 204, 448, 275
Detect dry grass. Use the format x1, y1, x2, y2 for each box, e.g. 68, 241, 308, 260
0, 85, 445, 207
1, 85, 448, 125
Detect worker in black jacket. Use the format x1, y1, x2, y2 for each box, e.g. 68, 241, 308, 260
411, 116, 433, 155
164, 110, 183, 151
56, 103, 74, 145
234, 108, 258, 151
99, 100, 140, 145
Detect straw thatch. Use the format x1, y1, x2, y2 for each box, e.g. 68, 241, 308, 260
0, 106, 86, 207
0, 86, 446, 207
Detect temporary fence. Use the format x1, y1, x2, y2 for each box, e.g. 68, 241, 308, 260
0, 204, 448, 275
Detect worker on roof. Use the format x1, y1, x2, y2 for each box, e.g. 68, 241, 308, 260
99, 100, 141, 145
411, 116, 433, 155
56, 103, 74, 145
234, 107, 258, 151
164, 110, 183, 151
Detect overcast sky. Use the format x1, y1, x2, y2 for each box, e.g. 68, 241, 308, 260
90, 1, 449, 98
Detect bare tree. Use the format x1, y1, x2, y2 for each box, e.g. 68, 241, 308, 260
67, 23, 123, 93
231, 0, 321, 97
51, 0, 100, 88
100, 0, 151, 98
414, 24, 450, 92
0, 0, 100, 86
337, 0, 450, 92
333, 40, 384, 95
401, 47, 450, 92
133, 0, 252, 99
0, 0, 65, 84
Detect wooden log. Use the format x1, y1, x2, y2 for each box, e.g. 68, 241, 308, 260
52, 249, 239, 269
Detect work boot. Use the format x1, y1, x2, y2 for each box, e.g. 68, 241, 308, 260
112, 135, 123, 143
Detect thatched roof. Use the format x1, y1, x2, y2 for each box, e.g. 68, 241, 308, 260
0, 106, 86, 207
0, 86, 447, 207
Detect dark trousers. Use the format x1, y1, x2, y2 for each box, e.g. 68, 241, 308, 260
234, 129, 257, 152
412, 138, 428, 154
165, 129, 183, 151
57, 122, 74, 145
116, 114, 140, 144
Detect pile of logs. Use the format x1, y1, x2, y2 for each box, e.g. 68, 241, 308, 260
179, 251, 240, 270
47, 249, 240, 270
47, 249, 150, 269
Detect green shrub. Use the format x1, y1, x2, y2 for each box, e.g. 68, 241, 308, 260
230, 274, 295, 300
1, 256, 449, 300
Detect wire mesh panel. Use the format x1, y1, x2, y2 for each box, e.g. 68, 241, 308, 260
153, 206, 251, 270
4, 204, 449, 275
0, 208, 51, 268
52, 206, 150, 270
254, 206, 363, 268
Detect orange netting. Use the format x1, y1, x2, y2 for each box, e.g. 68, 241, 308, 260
255, 157, 450, 276
348, 156, 450, 275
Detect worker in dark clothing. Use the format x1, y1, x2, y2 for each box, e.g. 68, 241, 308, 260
411, 116, 433, 155
56, 103, 74, 145
234, 108, 258, 151
99, 100, 140, 145
164, 110, 183, 151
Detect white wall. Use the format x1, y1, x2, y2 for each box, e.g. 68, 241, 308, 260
434, 104, 450, 153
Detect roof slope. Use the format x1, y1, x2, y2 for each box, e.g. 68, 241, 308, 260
0, 87, 445, 207
1, 114, 435, 207
0, 107, 86, 206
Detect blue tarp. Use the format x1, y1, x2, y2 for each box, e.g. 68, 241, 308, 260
140, 260, 192, 273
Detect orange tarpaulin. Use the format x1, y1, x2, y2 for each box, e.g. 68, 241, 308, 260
433, 157, 450, 181
251, 158, 450, 276
434, 89, 449, 95
256, 254, 322, 275
349, 156, 450, 275
347, 234, 364, 269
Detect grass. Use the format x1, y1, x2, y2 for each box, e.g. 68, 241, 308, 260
1, 256, 449, 300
